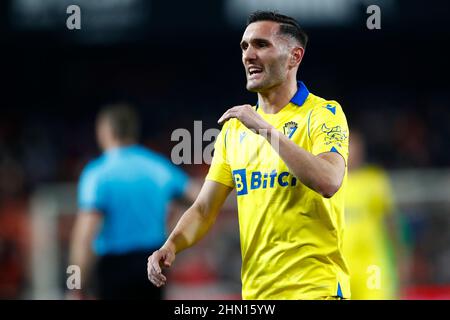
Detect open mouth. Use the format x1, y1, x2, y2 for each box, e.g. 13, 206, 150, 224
248, 66, 263, 78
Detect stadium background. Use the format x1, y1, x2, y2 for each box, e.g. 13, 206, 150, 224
1, 0, 450, 299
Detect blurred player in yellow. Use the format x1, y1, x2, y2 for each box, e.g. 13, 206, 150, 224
148, 11, 350, 299
344, 129, 403, 299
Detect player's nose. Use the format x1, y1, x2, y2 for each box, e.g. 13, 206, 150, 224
243, 46, 257, 63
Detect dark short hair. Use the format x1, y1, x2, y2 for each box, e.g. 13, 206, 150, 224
247, 11, 308, 49
97, 103, 140, 141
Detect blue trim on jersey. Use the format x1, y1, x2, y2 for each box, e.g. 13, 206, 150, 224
256, 80, 310, 109
325, 104, 336, 115
290, 81, 310, 106
330, 146, 338, 153
337, 282, 343, 298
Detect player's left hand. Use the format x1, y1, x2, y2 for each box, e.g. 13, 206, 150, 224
218, 104, 273, 134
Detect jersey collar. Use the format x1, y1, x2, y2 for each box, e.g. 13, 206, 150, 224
256, 81, 310, 110
290, 81, 310, 107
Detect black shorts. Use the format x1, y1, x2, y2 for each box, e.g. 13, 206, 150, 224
95, 249, 163, 300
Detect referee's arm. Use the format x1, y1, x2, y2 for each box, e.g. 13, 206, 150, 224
67, 210, 102, 299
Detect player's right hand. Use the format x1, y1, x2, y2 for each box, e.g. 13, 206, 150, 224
147, 247, 175, 287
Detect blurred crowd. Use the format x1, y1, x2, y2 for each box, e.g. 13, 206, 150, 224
1, 89, 449, 193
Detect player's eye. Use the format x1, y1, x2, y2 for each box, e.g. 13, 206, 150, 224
256, 40, 269, 48
241, 43, 248, 51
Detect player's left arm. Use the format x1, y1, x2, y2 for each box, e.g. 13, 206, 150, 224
218, 104, 346, 198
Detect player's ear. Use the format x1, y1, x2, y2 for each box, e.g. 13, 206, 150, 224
290, 46, 304, 67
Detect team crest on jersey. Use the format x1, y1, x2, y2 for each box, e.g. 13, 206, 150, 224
321, 124, 348, 147
283, 121, 298, 138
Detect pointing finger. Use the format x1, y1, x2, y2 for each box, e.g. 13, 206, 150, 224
218, 110, 237, 125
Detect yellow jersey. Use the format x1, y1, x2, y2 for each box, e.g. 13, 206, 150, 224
206, 81, 350, 299
343, 165, 397, 299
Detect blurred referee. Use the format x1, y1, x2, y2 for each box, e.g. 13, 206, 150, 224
67, 104, 197, 299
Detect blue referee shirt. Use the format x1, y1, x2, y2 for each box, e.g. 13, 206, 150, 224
78, 144, 189, 256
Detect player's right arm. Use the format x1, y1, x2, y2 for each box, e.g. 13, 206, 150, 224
147, 179, 232, 287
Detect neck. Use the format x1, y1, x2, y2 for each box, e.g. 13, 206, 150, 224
258, 78, 298, 114
103, 139, 135, 152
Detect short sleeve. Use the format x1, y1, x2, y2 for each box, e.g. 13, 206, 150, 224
205, 121, 234, 188
78, 165, 105, 212
167, 163, 190, 199
308, 101, 349, 163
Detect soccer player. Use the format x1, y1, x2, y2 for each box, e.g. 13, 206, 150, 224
343, 129, 405, 299
68, 104, 198, 299
148, 11, 350, 299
